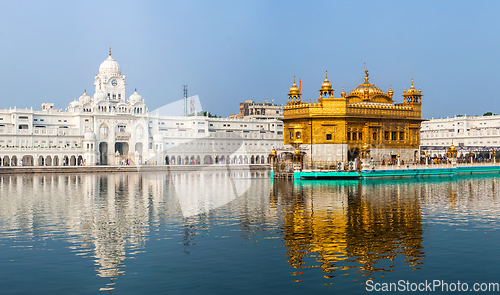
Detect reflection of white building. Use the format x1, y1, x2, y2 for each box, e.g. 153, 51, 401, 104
420, 114, 500, 157
0, 50, 284, 167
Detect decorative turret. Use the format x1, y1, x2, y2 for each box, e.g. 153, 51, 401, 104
403, 79, 422, 103
319, 71, 334, 98
288, 76, 300, 104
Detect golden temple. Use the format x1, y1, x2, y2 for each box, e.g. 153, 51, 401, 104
282, 70, 423, 164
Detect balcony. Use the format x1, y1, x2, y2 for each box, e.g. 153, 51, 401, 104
116, 132, 131, 141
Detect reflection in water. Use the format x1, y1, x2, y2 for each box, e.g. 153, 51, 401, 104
272, 179, 425, 281
1, 173, 500, 292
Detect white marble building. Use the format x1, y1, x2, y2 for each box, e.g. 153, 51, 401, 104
0, 51, 284, 166
420, 114, 500, 157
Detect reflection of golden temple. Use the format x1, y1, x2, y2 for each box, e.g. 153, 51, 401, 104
281, 70, 424, 164
273, 180, 425, 277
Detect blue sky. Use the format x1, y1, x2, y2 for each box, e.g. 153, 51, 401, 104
0, 0, 498, 119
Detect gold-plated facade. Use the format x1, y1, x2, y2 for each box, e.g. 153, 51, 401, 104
282, 70, 423, 163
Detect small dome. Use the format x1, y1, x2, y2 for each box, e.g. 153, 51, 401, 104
129, 88, 143, 103
78, 89, 91, 104
320, 71, 332, 91
94, 88, 106, 102
99, 53, 121, 76
406, 79, 419, 95
84, 132, 96, 141
68, 100, 82, 109
289, 77, 299, 95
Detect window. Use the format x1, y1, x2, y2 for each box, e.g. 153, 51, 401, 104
399, 132, 404, 141
347, 132, 351, 141
372, 132, 377, 140
326, 134, 332, 140
118, 94, 121, 99
34, 119, 38, 121
296, 132, 301, 139
107, 93, 110, 98
385, 131, 390, 141
352, 132, 357, 141
391, 131, 397, 141
198, 129, 205, 133
358, 132, 363, 141
290, 132, 294, 139
40, 119, 44, 121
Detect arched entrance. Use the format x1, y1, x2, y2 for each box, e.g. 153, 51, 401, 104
99, 142, 108, 165
53, 155, 59, 166
165, 156, 169, 165
70, 155, 76, 166
38, 156, 44, 166
46, 155, 52, 166
204, 155, 213, 164
115, 142, 129, 156
196, 155, 201, 164
3, 156, 9, 166
21, 155, 34, 166
77, 155, 84, 166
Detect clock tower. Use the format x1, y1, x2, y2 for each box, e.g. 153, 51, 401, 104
94, 48, 127, 106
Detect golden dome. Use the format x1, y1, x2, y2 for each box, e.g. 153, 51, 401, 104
270, 146, 277, 156
347, 69, 387, 99
320, 71, 332, 91
448, 143, 457, 152
405, 79, 419, 95
289, 76, 299, 95
294, 146, 301, 154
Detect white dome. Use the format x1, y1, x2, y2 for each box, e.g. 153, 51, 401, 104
68, 100, 82, 109
78, 90, 91, 104
99, 55, 121, 76
129, 89, 143, 103
94, 88, 106, 102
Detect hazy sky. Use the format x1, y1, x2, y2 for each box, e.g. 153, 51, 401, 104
0, 0, 498, 119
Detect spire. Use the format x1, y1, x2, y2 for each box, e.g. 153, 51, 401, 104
326, 70, 328, 79
84, 89, 86, 94
109, 46, 112, 56
135, 87, 137, 92
364, 69, 369, 83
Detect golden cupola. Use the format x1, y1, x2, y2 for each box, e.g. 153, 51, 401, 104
319, 71, 334, 98
288, 76, 300, 103
346, 69, 393, 103
403, 79, 422, 103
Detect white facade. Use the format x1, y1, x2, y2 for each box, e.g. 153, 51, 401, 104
420, 114, 500, 157
0, 53, 284, 167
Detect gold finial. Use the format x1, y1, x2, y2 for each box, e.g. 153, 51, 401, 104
84, 89, 86, 94
294, 75, 296, 83
135, 87, 137, 92
364, 69, 369, 83
411, 78, 414, 87
109, 47, 112, 56
325, 70, 328, 79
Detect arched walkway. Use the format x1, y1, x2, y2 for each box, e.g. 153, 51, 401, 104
196, 155, 201, 165
165, 156, 169, 165
38, 155, 44, 166
251, 155, 255, 164
77, 155, 84, 166
204, 155, 213, 164
70, 155, 76, 166
3, 156, 9, 166
11, 156, 17, 166
53, 155, 59, 166
46, 155, 52, 166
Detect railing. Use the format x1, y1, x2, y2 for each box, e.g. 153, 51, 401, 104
116, 132, 131, 140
